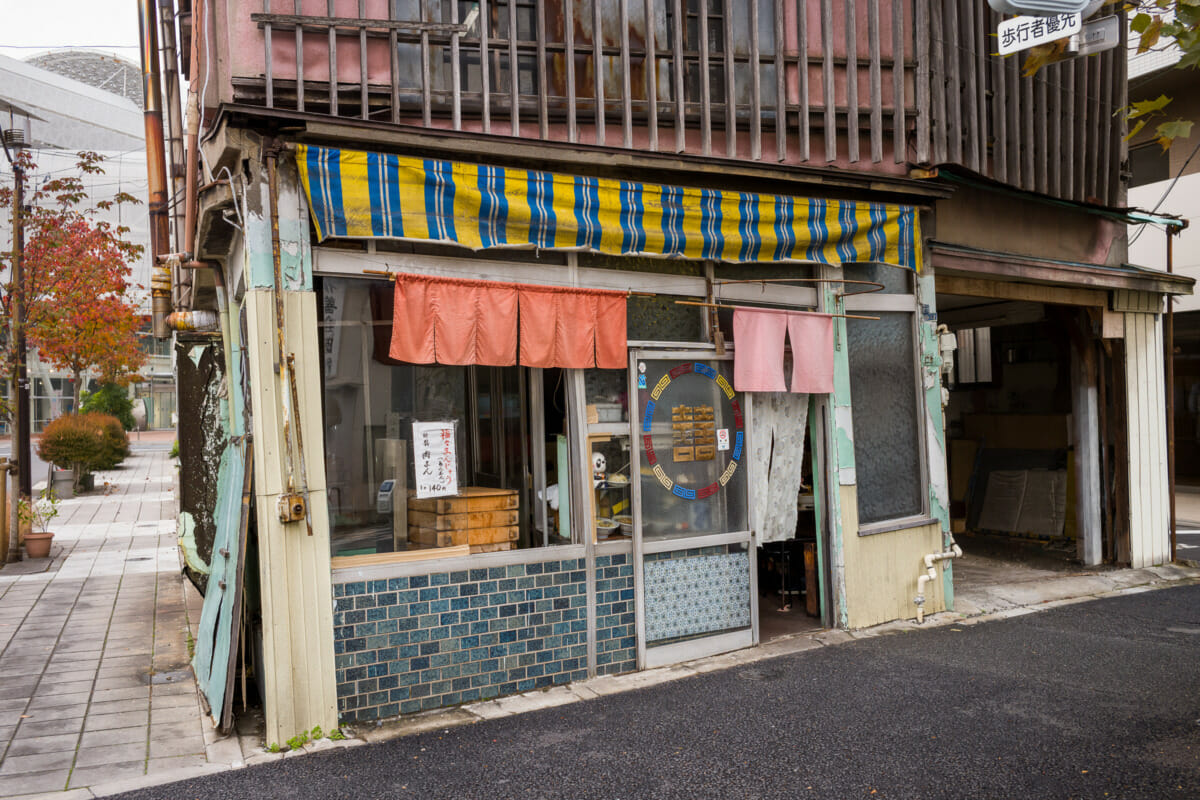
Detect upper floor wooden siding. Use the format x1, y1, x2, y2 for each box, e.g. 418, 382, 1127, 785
208, 0, 1125, 203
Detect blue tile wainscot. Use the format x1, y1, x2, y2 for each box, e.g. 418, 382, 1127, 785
333, 559, 591, 721
593, 554, 636, 675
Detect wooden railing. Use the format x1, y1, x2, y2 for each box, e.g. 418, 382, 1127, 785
231, 0, 1126, 203
233, 0, 919, 172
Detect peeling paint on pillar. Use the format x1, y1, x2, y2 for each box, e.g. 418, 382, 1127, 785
245, 150, 313, 292
916, 266, 954, 609
820, 274, 852, 629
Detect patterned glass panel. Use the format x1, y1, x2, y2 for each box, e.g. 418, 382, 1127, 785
643, 549, 751, 642
846, 312, 923, 525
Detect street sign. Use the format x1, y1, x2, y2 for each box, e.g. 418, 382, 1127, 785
997, 12, 1081, 55
1071, 14, 1120, 57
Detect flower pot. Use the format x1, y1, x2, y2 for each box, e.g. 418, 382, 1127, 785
24, 531, 54, 559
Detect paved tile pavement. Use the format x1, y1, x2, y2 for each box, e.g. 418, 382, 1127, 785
0, 448, 241, 798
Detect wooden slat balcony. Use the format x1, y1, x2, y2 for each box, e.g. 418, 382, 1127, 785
213, 1, 1126, 204
218, 0, 919, 176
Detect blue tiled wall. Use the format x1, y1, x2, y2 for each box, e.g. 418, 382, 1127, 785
333, 558, 589, 721
593, 553, 636, 675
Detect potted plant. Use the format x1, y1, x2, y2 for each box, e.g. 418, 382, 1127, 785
18, 489, 59, 559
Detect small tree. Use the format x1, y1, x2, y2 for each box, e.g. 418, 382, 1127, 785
80, 382, 137, 431
0, 150, 144, 418
32, 292, 147, 410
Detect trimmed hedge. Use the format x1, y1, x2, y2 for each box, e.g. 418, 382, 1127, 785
37, 412, 130, 488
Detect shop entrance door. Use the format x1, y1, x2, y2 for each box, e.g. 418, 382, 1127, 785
630, 351, 757, 668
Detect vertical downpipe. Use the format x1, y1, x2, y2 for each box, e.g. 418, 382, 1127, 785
1167, 226, 1179, 561
139, 0, 174, 338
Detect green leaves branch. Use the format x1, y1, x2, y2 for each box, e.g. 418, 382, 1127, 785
1125, 1, 1200, 149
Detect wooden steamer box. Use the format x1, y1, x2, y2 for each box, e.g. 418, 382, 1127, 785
407, 487, 520, 553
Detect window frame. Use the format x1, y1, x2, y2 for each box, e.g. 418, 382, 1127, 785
842, 267, 932, 535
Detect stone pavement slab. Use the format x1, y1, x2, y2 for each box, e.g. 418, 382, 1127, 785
0, 449, 253, 798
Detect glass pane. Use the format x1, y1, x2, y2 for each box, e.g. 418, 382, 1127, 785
319, 277, 569, 556
846, 312, 923, 525
636, 357, 748, 539
842, 262, 913, 294
586, 368, 632, 540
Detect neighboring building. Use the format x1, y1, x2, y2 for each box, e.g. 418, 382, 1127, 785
164, 0, 1191, 742
1127, 49, 1199, 488
0, 52, 175, 429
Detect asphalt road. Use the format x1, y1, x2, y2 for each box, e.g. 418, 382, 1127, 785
109, 584, 1200, 800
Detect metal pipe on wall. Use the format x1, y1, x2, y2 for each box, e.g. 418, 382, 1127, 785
138, 0, 173, 339
1166, 224, 1183, 561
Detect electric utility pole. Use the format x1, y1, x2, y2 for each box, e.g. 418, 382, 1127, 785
3, 128, 30, 562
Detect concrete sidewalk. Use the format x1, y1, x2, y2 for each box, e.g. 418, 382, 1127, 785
0, 448, 241, 798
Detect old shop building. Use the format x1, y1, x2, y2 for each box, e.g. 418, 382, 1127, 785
159, 0, 1189, 742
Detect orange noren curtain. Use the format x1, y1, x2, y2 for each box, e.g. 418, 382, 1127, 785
387, 273, 626, 369
388, 274, 518, 366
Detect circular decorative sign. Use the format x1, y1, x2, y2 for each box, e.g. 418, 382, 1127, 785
641, 362, 744, 500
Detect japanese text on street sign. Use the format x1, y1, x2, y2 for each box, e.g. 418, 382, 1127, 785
997, 12, 1080, 55
413, 421, 458, 499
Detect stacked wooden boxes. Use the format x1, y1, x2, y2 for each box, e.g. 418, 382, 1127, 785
407, 487, 520, 553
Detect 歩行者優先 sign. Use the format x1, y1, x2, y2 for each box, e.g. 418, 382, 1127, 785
997, 12, 1080, 55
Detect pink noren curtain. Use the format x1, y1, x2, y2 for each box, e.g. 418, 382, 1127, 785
732, 307, 834, 394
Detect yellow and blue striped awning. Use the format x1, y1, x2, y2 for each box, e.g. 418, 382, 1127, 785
296, 144, 922, 271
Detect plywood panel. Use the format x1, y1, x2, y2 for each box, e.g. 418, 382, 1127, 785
246, 289, 338, 745
1124, 311, 1170, 568
839, 485, 944, 628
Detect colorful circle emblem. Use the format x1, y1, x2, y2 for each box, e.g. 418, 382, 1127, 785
641, 362, 744, 500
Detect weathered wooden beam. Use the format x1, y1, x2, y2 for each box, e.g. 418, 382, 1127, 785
644, 0, 658, 151
593, 0, 606, 146
775, 0, 787, 161
914, 0, 930, 164
891, 0, 906, 164
868, 0, 883, 164
750, 0, 763, 161
846, 0, 860, 162
962, 0, 979, 172
799, 0, 810, 161
945, 0, 961, 165
929, 0, 946, 163
821, 0, 835, 162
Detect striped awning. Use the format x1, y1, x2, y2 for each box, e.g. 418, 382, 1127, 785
296, 144, 922, 271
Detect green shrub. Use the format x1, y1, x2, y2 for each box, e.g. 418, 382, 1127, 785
38, 414, 102, 479
89, 413, 130, 470
37, 412, 130, 490
80, 383, 136, 431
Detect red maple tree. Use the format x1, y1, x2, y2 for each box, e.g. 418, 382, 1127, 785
1, 151, 146, 412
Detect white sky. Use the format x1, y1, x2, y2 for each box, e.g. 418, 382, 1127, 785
0, 0, 142, 63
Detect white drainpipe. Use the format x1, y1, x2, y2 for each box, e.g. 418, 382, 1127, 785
914, 541, 963, 624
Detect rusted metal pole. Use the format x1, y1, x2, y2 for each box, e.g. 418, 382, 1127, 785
265, 145, 297, 493
139, 0, 174, 339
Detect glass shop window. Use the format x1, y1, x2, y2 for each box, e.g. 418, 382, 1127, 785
318, 277, 573, 559
846, 311, 925, 527
585, 368, 633, 541
955, 327, 994, 385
